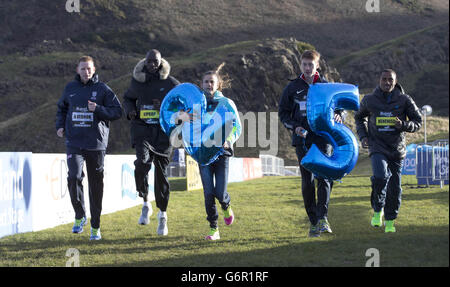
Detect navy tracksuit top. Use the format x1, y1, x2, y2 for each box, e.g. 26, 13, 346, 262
56, 74, 123, 151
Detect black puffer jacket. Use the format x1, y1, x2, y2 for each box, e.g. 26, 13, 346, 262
354, 84, 422, 160
123, 58, 180, 156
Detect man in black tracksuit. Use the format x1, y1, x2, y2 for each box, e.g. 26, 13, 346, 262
354, 69, 422, 233
279, 50, 342, 237
123, 49, 180, 235
56, 56, 122, 240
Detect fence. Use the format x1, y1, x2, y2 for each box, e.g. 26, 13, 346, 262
416, 139, 449, 186
259, 155, 285, 176
284, 166, 300, 176
432, 139, 449, 187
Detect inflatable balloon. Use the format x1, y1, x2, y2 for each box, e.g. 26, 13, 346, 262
160, 83, 239, 165
159, 83, 206, 137
300, 83, 360, 181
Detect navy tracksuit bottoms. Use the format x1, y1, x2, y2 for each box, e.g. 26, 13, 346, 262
66, 147, 105, 229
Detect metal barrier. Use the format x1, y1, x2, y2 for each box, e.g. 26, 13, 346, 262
167, 162, 186, 177
432, 139, 449, 188
284, 165, 300, 176
259, 154, 284, 176
416, 139, 449, 187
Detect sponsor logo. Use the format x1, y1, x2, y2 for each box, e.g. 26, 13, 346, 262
376, 117, 396, 126
379, 111, 393, 117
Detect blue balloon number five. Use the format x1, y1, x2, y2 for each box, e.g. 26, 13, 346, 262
301, 83, 360, 181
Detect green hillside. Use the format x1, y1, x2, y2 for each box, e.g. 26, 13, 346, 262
0, 0, 448, 162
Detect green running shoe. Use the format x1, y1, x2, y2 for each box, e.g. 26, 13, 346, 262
318, 218, 332, 233
371, 210, 383, 227
385, 220, 396, 233
223, 206, 234, 226
309, 223, 321, 238
90, 227, 102, 240
72, 217, 87, 233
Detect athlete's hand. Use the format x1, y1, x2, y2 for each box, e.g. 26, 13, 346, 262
57, 128, 64, 138
295, 126, 307, 138
177, 109, 193, 124
128, 110, 137, 120
361, 137, 369, 148
88, 100, 97, 112
394, 117, 403, 129
334, 113, 343, 124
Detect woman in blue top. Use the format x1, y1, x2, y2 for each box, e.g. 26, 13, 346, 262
178, 63, 242, 240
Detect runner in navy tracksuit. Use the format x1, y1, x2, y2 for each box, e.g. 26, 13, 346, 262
56, 56, 122, 240
279, 50, 343, 237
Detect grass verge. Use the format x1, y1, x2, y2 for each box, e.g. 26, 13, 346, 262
0, 175, 447, 267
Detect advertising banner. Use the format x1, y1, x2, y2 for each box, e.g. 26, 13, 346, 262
243, 158, 263, 180
0, 152, 33, 238
186, 155, 203, 191
402, 144, 416, 175
228, 157, 244, 183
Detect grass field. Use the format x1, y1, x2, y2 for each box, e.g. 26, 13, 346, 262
0, 175, 448, 267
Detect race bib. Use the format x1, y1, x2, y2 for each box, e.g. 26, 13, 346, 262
140, 110, 160, 119
376, 117, 396, 126
140, 105, 159, 124
72, 112, 93, 128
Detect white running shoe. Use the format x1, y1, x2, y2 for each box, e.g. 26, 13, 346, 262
157, 211, 168, 236
138, 204, 153, 225
205, 228, 220, 241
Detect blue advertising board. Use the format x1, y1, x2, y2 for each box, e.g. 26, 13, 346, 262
402, 144, 416, 175
0, 152, 33, 238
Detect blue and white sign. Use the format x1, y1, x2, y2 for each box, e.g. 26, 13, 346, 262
0, 152, 33, 238
402, 144, 416, 175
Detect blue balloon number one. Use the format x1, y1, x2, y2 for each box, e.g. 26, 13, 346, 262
301, 83, 360, 181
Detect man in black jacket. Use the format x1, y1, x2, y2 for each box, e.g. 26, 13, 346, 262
56, 55, 122, 240
279, 50, 342, 238
123, 49, 180, 235
354, 69, 422, 233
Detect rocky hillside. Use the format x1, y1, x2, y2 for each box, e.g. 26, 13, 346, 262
0, 0, 448, 166
1, 0, 448, 58
0, 38, 343, 164
332, 22, 449, 116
